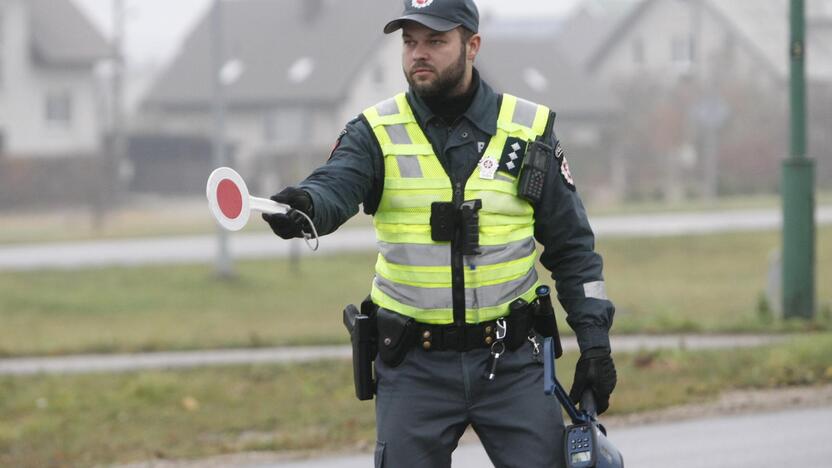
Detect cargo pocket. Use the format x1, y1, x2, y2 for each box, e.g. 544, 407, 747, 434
374, 440, 386, 468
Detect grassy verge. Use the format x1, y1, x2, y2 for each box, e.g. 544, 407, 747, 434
598, 227, 832, 334
1, 334, 831, 467
1, 228, 830, 357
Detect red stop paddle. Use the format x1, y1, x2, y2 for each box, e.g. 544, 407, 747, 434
206, 167, 319, 250
206, 167, 288, 232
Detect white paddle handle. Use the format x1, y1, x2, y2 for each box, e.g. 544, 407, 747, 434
249, 196, 289, 215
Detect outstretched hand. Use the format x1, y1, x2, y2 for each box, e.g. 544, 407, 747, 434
262, 187, 314, 239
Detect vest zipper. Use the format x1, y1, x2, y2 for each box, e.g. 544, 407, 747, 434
451, 180, 466, 325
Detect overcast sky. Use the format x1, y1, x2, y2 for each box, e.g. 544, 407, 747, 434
72, 0, 580, 66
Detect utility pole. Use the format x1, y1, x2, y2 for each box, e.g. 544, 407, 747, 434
95, 0, 126, 229
211, 0, 233, 278
111, 0, 126, 201
782, 0, 815, 319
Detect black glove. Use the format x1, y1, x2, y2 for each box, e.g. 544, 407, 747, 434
569, 347, 617, 415
261, 187, 314, 239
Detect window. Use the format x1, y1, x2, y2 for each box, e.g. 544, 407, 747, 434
263, 108, 304, 144
45, 91, 73, 125
671, 35, 695, 64
818, 0, 832, 17
632, 37, 645, 65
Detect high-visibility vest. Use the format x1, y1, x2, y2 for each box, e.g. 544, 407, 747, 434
363, 92, 551, 324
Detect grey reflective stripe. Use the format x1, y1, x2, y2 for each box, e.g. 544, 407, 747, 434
468, 268, 538, 310
378, 238, 535, 267
376, 97, 399, 116
386, 124, 412, 144
513, 97, 538, 128
465, 237, 536, 267
374, 268, 538, 310
396, 155, 423, 178
378, 242, 452, 266
494, 173, 514, 183
583, 281, 608, 300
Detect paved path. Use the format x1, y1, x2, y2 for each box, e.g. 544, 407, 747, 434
0, 334, 787, 375
1, 207, 830, 271
251, 405, 832, 468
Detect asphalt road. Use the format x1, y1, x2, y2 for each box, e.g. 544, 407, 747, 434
1, 207, 830, 271
252, 405, 832, 468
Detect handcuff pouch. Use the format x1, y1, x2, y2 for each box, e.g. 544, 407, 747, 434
377, 308, 416, 367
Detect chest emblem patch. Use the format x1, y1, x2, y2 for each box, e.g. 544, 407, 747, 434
479, 156, 499, 180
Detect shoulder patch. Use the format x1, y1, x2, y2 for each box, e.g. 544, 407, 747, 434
329, 127, 348, 159
555, 142, 575, 191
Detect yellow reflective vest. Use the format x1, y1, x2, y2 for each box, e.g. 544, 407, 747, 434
363, 92, 551, 324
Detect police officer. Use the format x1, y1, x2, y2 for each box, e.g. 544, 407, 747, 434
263, 0, 616, 466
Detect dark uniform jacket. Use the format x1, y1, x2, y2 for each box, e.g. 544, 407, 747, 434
297, 69, 614, 352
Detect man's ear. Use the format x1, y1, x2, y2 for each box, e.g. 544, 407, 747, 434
467, 34, 481, 61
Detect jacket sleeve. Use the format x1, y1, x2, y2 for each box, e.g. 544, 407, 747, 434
296, 116, 383, 235
533, 122, 615, 353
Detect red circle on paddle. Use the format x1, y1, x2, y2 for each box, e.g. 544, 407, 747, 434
217, 178, 243, 219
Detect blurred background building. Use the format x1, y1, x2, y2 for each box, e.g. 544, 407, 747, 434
0, 0, 831, 212
0, 0, 109, 207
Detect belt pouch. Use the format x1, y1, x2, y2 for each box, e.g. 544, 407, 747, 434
533, 286, 563, 358
377, 308, 416, 367
343, 303, 377, 401
505, 299, 533, 351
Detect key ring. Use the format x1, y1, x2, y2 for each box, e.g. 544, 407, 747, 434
490, 339, 505, 356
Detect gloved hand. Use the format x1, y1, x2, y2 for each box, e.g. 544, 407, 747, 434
569, 347, 617, 415
261, 187, 314, 239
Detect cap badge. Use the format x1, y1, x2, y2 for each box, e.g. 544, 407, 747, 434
412, 0, 434, 8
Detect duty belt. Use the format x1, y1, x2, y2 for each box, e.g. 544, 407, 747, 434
414, 318, 531, 352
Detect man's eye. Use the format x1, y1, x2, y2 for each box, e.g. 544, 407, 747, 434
431, 40, 444, 45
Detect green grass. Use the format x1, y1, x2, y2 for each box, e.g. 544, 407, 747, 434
1, 228, 830, 357
596, 227, 832, 333
0, 254, 376, 357
1, 334, 831, 467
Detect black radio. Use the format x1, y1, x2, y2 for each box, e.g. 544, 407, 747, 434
518, 111, 556, 203
517, 139, 551, 203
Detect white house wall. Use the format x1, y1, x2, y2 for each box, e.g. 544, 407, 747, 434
594, 0, 781, 89
0, 0, 103, 158
337, 34, 407, 128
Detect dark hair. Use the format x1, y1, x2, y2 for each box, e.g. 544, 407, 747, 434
460, 27, 475, 45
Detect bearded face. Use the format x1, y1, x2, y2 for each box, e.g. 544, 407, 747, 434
401, 23, 470, 99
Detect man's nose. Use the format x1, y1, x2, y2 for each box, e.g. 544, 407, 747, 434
410, 42, 429, 62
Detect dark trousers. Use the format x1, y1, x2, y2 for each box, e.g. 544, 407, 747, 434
374, 340, 565, 468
